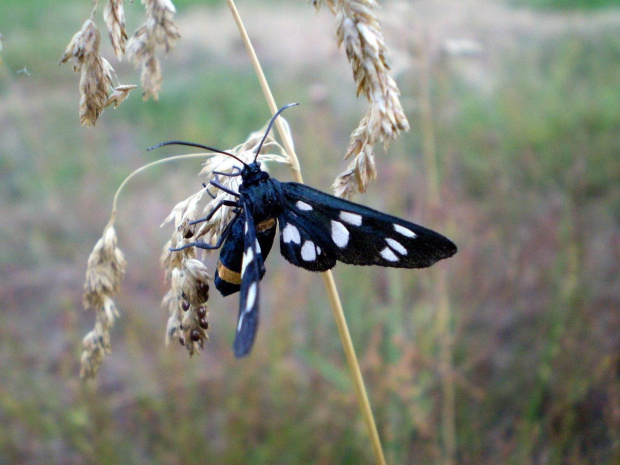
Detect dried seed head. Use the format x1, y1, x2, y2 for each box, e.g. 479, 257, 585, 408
83, 226, 127, 310
79, 55, 114, 126
104, 0, 128, 58
127, 0, 180, 101
80, 225, 126, 379
323, 0, 410, 197
332, 137, 377, 199
60, 19, 100, 72
60, 19, 117, 126
182, 259, 211, 307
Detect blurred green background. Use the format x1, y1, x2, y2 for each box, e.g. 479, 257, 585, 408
1, 0, 619, 463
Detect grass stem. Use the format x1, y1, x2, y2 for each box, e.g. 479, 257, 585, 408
226, 1, 386, 463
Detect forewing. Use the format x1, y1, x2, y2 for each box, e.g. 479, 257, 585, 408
233, 209, 264, 357
279, 182, 457, 269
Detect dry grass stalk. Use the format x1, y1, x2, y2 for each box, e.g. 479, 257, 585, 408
104, 0, 128, 58
81, 224, 127, 378
314, 0, 409, 198
126, 0, 180, 101
159, 125, 290, 355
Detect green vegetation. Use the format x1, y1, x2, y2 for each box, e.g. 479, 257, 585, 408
0, 0, 618, 464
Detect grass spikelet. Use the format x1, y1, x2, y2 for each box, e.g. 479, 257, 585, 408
104, 0, 128, 58
316, 0, 410, 197
104, 84, 139, 108
126, 0, 180, 101
161, 258, 211, 356
160, 190, 212, 355
79, 54, 114, 126
81, 225, 127, 378
160, 188, 206, 354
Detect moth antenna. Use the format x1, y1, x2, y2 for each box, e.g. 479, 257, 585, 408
148, 140, 248, 167
254, 103, 299, 162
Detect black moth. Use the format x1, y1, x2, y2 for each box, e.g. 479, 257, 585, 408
158, 104, 457, 358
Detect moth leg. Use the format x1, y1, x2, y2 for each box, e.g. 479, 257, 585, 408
190, 199, 239, 225
210, 179, 240, 198
170, 213, 238, 252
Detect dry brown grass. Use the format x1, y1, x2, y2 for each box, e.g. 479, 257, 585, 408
60, 0, 179, 125
80, 224, 126, 378
314, 0, 409, 198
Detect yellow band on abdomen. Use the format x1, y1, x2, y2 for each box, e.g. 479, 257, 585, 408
217, 261, 242, 285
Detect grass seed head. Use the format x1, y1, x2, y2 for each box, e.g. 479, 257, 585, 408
162, 261, 211, 356
83, 225, 127, 310
79, 55, 114, 126
104, 0, 128, 58
324, 0, 410, 197
127, 0, 180, 101
80, 225, 126, 378
60, 19, 117, 126
60, 19, 100, 72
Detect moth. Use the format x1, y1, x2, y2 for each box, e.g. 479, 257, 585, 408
159, 104, 457, 358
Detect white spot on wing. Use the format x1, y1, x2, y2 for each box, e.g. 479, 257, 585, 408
282, 223, 301, 244
241, 248, 254, 277
301, 241, 317, 262
394, 224, 417, 238
245, 282, 257, 311
296, 200, 313, 211
380, 247, 399, 262
339, 211, 362, 226
386, 238, 407, 256
331, 220, 349, 248
255, 238, 261, 254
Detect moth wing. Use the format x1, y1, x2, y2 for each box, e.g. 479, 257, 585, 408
232, 209, 264, 357
279, 182, 457, 269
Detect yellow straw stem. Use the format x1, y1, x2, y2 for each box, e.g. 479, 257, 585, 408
226, 1, 386, 464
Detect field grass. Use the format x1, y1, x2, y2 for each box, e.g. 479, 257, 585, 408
0, 0, 619, 464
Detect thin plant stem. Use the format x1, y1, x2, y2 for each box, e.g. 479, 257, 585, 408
417, 30, 456, 464
226, 1, 387, 464
106, 153, 212, 229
